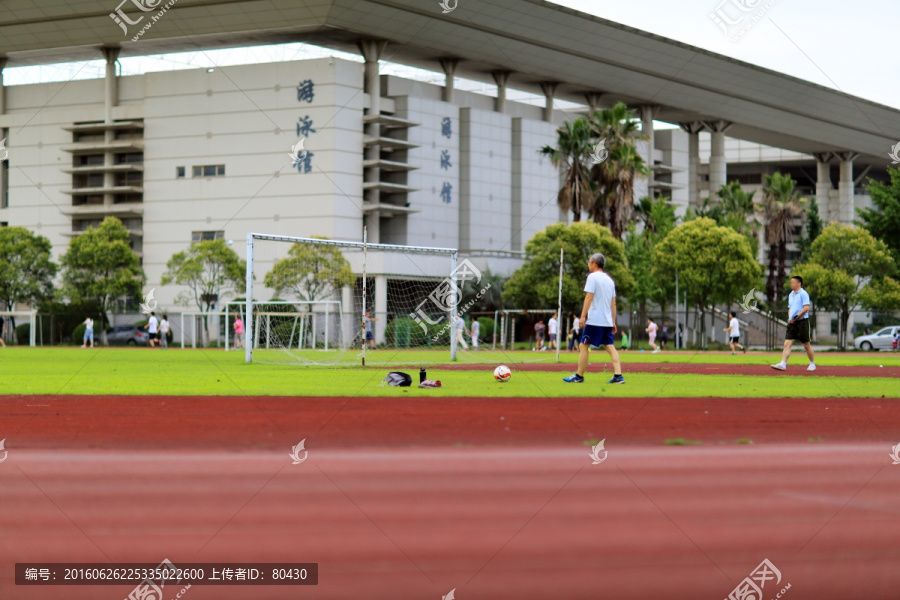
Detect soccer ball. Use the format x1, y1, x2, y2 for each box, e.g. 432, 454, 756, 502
493, 365, 511, 382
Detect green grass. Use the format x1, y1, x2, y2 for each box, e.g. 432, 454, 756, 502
664, 438, 703, 445
0, 347, 893, 398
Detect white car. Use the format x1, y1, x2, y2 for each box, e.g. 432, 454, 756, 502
854, 326, 900, 351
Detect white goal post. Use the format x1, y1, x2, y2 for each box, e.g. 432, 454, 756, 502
243, 232, 462, 365
0, 311, 37, 346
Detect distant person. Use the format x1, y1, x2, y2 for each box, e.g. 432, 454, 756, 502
470, 317, 480, 351
534, 320, 546, 351
568, 312, 581, 352
144, 311, 159, 348
723, 311, 746, 354
365, 311, 378, 349
159, 314, 170, 349
455, 313, 469, 351
233, 316, 244, 349
893, 330, 899, 353
81, 316, 94, 349
659, 319, 670, 350
563, 252, 624, 385
678, 323, 684, 348
771, 275, 816, 372
621, 330, 629, 352
646, 317, 659, 353
0, 315, 6, 348
548, 313, 558, 350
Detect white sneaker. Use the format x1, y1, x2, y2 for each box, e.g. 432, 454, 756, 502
652, 348, 660, 354
770, 362, 787, 371
807, 363, 816, 372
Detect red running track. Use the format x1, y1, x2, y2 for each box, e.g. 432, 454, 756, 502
2, 394, 900, 599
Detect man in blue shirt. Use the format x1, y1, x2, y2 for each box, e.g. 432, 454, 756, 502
771, 275, 816, 372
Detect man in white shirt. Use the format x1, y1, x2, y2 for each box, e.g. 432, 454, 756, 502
455, 314, 469, 350
470, 318, 480, 351
723, 311, 746, 354
771, 275, 816, 371
548, 313, 558, 350
564, 253, 624, 384
144, 311, 159, 348
159, 314, 170, 349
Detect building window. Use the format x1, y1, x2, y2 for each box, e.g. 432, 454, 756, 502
0, 222, 8, 228
192, 231, 224, 243
192, 164, 225, 178
176, 166, 185, 178
116, 152, 143, 165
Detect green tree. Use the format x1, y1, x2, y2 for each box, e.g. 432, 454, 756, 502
539, 118, 595, 222
716, 181, 761, 259
652, 218, 761, 349
263, 238, 355, 302
797, 196, 823, 264
792, 223, 900, 350
0, 227, 58, 336
161, 238, 246, 346
758, 172, 807, 308
503, 222, 634, 316
60, 216, 143, 346
626, 196, 677, 323
857, 166, 900, 264
588, 102, 650, 238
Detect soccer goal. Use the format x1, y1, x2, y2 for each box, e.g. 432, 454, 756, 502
243, 231, 476, 365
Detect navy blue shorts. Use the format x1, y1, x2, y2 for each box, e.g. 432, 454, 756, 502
581, 325, 615, 347
365, 331, 374, 340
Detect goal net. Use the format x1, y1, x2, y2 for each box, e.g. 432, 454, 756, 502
243, 232, 479, 365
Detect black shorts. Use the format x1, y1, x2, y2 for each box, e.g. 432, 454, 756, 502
785, 319, 811, 344
730, 336, 740, 343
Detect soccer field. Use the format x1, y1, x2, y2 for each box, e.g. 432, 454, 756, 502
1, 347, 897, 397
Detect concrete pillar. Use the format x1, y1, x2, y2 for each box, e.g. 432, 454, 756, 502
492, 70, 510, 113
704, 120, 732, 199
358, 40, 388, 243
837, 152, 858, 224
440, 58, 459, 103
679, 122, 705, 209
102, 47, 120, 124
101, 47, 120, 208
341, 285, 354, 346
813, 152, 832, 222
539, 82, 558, 122
640, 105, 655, 196
0, 59, 7, 211
584, 92, 603, 113
374, 275, 388, 345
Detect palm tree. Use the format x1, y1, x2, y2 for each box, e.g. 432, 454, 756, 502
758, 173, 807, 307
716, 180, 761, 258
539, 118, 595, 222
588, 102, 650, 239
